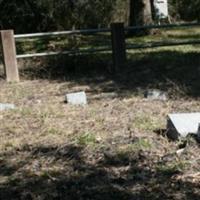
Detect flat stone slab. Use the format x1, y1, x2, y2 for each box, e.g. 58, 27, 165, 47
167, 113, 200, 139
0, 103, 15, 111
65, 91, 87, 105
145, 89, 167, 101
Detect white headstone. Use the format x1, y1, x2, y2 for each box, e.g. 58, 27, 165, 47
167, 113, 200, 139
0, 103, 15, 111
145, 89, 167, 101
65, 91, 87, 105
154, 0, 169, 19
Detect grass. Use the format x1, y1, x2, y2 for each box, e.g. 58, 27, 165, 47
156, 159, 190, 175
118, 138, 153, 153
1, 79, 200, 199
126, 27, 200, 44
75, 132, 97, 146
133, 114, 162, 132
0, 28, 200, 199
15, 33, 112, 55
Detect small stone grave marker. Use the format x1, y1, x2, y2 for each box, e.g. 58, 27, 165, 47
145, 89, 167, 101
167, 113, 200, 140
0, 103, 15, 111
65, 91, 87, 105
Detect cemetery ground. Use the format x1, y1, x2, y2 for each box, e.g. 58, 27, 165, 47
1, 28, 200, 199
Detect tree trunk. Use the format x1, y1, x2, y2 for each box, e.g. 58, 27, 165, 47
129, 0, 153, 35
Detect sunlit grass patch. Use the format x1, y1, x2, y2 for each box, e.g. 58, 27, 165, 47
118, 138, 153, 153
156, 159, 190, 175
75, 132, 97, 146
133, 114, 161, 132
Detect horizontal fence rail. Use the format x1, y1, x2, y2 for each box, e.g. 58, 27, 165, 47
14, 28, 111, 39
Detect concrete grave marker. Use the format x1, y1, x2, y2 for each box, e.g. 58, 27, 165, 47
167, 113, 200, 140
0, 103, 15, 111
145, 89, 167, 101
65, 91, 87, 105
154, 0, 169, 19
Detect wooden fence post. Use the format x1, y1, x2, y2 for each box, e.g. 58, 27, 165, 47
111, 23, 126, 73
0, 30, 19, 82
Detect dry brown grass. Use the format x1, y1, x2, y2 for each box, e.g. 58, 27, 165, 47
0, 79, 200, 199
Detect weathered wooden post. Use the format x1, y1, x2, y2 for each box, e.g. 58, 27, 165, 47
111, 23, 126, 73
0, 30, 19, 82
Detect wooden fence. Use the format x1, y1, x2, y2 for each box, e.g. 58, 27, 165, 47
1, 22, 200, 82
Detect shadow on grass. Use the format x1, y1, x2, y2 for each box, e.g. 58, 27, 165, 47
0, 143, 199, 200
19, 48, 200, 98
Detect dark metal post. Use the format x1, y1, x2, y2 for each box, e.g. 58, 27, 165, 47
111, 23, 126, 72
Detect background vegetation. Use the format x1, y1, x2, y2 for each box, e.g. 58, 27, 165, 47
0, 0, 200, 34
